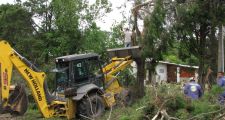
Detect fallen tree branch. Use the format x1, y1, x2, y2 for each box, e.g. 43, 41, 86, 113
151, 111, 160, 120
132, 0, 155, 12
214, 112, 225, 120
107, 106, 113, 120
159, 98, 173, 110
188, 107, 225, 120
136, 106, 147, 111
151, 98, 174, 120
79, 114, 94, 120
161, 109, 180, 120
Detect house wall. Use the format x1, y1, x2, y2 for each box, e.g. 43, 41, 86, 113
145, 62, 198, 84
180, 67, 197, 82
167, 64, 177, 83
155, 63, 167, 82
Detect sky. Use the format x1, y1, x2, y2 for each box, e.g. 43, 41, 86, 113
95, 0, 134, 31
0, 0, 141, 31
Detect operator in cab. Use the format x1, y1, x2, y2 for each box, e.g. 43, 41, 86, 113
183, 77, 203, 100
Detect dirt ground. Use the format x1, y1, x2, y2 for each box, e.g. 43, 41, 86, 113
0, 110, 63, 120
0, 114, 17, 120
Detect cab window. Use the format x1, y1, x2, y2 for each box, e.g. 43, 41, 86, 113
73, 60, 88, 83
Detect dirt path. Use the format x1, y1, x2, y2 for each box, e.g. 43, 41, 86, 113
0, 113, 18, 120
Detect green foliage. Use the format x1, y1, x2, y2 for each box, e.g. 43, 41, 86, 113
0, 4, 33, 45
9, 84, 225, 120
143, 0, 168, 60
119, 116, 130, 120
174, 0, 225, 83
0, 4, 38, 61
21, 0, 113, 64
175, 109, 189, 119
162, 41, 199, 65
0, 0, 117, 91
82, 23, 120, 61
166, 96, 186, 112
110, 23, 124, 47
141, 103, 157, 119
138, 84, 224, 120
117, 67, 136, 87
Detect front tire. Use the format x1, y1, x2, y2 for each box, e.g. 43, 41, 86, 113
77, 94, 105, 119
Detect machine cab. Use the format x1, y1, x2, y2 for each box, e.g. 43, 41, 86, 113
54, 53, 104, 92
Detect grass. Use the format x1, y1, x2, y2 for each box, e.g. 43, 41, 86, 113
13, 95, 150, 120
99, 95, 151, 120
12, 109, 63, 120
6, 84, 224, 120
9, 88, 152, 120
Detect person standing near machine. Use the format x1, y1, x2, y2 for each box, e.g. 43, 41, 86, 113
124, 28, 132, 47
217, 72, 225, 104
184, 77, 203, 100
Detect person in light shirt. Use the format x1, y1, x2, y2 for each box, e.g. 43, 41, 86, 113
183, 77, 203, 100
124, 28, 132, 47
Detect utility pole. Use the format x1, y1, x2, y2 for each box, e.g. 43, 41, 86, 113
218, 25, 224, 72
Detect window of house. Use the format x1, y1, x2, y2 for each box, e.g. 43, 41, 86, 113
159, 69, 164, 73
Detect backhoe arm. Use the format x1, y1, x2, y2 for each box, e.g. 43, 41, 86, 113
103, 56, 133, 76
0, 40, 66, 118
102, 56, 133, 93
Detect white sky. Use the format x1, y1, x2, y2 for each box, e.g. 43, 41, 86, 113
0, 0, 142, 31
96, 0, 134, 31
0, 0, 19, 4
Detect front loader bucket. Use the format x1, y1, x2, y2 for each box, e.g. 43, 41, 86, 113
107, 46, 141, 59
7, 84, 28, 115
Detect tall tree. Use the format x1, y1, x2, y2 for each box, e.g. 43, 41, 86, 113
174, 0, 225, 86
82, 23, 121, 61
0, 4, 33, 45
0, 4, 42, 62
131, 0, 174, 96
23, 0, 112, 63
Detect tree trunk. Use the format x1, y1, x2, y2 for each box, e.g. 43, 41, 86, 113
208, 25, 217, 84
45, 42, 49, 63
131, 0, 148, 98
198, 57, 205, 87
198, 24, 207, 88
134, 58, 145, 98
147, 68, 152, 84
218, 25, 224, 72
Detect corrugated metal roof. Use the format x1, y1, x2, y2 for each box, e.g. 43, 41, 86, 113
158, 61, 199, 69
145, 58, 198, 69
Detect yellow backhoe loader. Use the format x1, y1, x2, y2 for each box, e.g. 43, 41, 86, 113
0, 40, 141, 119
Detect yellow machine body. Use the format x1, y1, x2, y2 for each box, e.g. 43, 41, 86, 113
0, 40, 135, 119
102, 56, 133, 107
0, 40, 75, 119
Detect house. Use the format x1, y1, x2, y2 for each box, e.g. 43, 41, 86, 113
148, 61, 199, 83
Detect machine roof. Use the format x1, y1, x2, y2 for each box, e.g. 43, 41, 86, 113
55, 53, 99, 62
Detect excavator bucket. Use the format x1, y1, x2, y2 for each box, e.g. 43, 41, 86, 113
107, 46, 141, 59
6, 84, 28, 115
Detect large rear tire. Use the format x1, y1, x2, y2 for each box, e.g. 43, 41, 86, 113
77, 94, 105, 119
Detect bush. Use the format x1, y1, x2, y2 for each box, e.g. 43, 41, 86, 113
141, 102, 157, 119
119, 115, 130, 120
101, 84, 225, 120
141, 84, 224, 120
175, 109, 189, 119
165, 95, 187, 116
